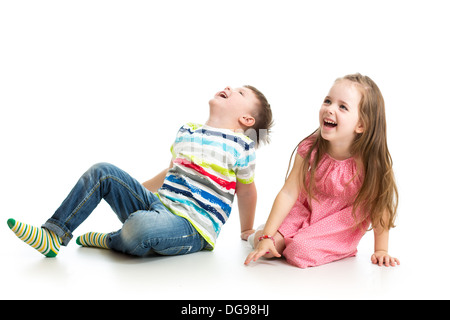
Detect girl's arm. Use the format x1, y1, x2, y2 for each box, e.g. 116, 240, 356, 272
372, 210, 400, 267
142, 160, 173, 193
244, 153, 304, 265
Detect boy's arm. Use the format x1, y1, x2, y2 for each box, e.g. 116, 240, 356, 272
142, 160, 173, 193
372, 210, 400, 267
236, 181, 257, 240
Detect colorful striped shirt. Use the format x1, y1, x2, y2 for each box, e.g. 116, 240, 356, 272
157, 123, 256, 249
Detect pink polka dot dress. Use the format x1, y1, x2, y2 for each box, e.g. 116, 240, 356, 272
278, 137, 370, 268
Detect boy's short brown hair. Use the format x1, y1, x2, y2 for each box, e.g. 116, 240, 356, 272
244, 85, 274, 148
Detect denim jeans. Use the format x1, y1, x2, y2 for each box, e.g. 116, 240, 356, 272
43, 163, 207, 256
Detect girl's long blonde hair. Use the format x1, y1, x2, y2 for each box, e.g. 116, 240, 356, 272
291, 73, 398, 230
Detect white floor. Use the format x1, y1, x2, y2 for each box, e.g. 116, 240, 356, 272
2, 0, 450, 301
2, 203, 449, 300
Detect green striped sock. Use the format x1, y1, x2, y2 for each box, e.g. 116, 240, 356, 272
7, 218, 62, 257
76, 232, 109, 249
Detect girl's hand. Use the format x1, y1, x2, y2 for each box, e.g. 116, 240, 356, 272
244, 238, 281, 265
371, 250, 400, 267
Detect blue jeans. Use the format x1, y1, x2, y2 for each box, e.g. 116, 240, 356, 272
43, 163, 207, 256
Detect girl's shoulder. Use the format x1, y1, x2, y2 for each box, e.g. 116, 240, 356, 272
297, 134, 317, 159
296, 133, 361, 174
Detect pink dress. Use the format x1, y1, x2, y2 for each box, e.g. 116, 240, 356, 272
278, 137, 370, 268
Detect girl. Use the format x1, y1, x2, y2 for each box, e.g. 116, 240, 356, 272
245, 73, 399, 268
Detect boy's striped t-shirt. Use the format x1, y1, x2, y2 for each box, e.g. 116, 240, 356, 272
157, 123, 256, 249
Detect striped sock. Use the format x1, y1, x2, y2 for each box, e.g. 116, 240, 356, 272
76, 232, 109, 249
7, 218, 62, 257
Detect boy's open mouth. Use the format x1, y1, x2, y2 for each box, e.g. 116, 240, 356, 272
219, 91, 228, 99
324, 119, 337, 128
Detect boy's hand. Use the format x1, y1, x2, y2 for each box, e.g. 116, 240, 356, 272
371, 251, 400, 267
240, 229, 255, 241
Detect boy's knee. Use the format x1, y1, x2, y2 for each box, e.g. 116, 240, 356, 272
87, 162, 116, 177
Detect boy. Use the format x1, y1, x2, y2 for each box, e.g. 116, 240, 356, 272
7, 85, 273, 257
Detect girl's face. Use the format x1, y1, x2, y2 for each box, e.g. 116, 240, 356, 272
319, 79, 364, 150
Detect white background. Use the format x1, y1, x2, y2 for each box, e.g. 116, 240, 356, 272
1, 0, 449, 300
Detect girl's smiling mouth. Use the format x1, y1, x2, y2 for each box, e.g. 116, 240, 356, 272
323, 118, 337, 128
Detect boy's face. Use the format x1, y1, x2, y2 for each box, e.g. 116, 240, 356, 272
209, 86, 259, 128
